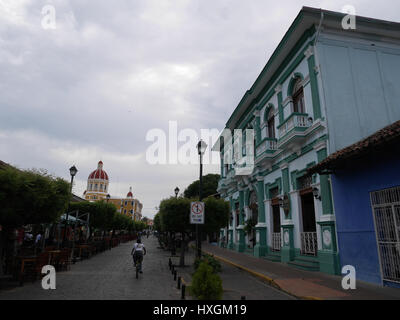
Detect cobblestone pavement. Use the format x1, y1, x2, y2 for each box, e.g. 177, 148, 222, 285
0, 236, 181, 300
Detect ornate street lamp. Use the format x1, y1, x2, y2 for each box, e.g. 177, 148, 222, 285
63, 165, 78, 247
174, 187, 180, 198
106, 194, 111, 202
196, 139, 207, 258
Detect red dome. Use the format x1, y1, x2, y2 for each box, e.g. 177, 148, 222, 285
88, 161, 109, 180
127, 187, 133, 198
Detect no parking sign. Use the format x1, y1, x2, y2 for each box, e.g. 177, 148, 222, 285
190, 202, 205, 224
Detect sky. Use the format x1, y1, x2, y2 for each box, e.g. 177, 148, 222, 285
1, 0, 400, 219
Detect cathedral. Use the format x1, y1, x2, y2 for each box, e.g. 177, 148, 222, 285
83, 161, 143, 221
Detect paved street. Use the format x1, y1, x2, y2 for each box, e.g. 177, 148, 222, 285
0, 237, 180, 300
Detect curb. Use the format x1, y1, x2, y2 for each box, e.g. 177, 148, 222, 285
202, 250, 323, 301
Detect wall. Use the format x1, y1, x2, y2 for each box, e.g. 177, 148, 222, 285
317, 31, 400, 153
331, 148, 400, 286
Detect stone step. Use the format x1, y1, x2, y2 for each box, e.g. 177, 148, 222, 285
287, 259, 320, 272
262, 252, 281, 262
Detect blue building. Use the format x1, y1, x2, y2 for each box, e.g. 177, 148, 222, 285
214, 7, 400, 276
309, 121, 400, 287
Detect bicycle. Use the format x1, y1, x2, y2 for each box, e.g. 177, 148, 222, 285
134, 254, 143, 279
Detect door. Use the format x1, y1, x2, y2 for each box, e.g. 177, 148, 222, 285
249, 191, 258, 248
271, 200, 281, 251
371, 186, 400, 284
300, 189, 317, 256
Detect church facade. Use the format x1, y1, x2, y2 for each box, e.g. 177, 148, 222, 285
83, 161, 143, 221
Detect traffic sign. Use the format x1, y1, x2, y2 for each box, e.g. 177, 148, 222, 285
190, 202, 205, 224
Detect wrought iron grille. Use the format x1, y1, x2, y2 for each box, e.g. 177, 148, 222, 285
300, 232, 318, 256
272, 233, 281, 251
371, 186, 400, 284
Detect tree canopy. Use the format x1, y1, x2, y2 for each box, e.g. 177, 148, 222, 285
183, 174, 220, 199
0, 166, 70, 227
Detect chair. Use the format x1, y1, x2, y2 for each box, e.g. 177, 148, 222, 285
35, 252, 50, 280
56, 249, 71, 271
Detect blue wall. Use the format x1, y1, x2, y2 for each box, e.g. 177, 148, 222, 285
331, 148, 400, 286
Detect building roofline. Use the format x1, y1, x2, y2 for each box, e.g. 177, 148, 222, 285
308, 120, 400, 174
225, 6, 400, 130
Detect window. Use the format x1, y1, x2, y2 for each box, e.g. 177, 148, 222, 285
90, 184, 93, 191
292, 78, 305, 113
266, 108, 275, 138
95, 184, 98, 190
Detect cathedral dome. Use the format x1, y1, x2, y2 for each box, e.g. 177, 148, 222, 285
88, 161, 109, 180
127, 187, 133, 198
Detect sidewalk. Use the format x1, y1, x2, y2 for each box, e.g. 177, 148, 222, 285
202, 243, 400, 300
170, 244, 294, 300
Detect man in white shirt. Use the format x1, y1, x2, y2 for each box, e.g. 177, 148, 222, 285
131, 238, 146, 273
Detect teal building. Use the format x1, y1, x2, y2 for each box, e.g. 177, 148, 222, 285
215, 7, 400, 275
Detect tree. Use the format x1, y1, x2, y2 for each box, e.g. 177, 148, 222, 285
202, 197, 230, 241
183, 174, 220, 199
159, 197, 194, 266
0, 167, 70, 227
70, 201, 118, 237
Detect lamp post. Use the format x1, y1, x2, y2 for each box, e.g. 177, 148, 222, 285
174, 187, 180, 198
63, 165, 78, 247
196, 140, 207, 259
106, 194, 111, 203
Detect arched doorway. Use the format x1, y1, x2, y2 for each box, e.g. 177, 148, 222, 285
248, 191, 258, 248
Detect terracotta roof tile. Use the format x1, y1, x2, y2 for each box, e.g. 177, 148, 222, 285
309, 120, 400, 174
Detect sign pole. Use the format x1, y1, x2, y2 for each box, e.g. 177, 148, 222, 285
197, 152, 203, 259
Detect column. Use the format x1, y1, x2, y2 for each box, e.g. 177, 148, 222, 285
315, 144, 340, 275
236, 189, 246, 253
254, 177, 268, 257
275, 85, 284, 125
305, 46, 322, 120
254, 110, 261, 145
228, 196, 234, 250
280, 164, 295, 262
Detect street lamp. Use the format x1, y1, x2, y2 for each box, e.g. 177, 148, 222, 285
63, 165, 78, 247
174, 187, 180, 198
196, 139, 207, 259
106, 194, 111, 202
312, 187, 321, 201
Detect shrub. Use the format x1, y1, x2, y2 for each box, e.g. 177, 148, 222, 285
194, 254, 221, 274
190, 261, 223, 300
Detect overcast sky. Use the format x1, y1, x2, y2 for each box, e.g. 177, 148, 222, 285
1, 0, 399, 219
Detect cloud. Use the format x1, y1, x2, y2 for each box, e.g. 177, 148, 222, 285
1, 0, 400, 218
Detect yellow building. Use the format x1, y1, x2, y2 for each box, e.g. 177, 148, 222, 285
108, 187, 143, 221
83, 161, 143, 221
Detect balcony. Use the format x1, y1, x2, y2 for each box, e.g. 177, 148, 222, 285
277, 113, 311, 149
255, 137, 279, 165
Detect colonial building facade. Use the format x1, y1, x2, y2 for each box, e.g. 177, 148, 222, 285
83, 161, 143, 221
108, 187, 143, 222
216, 7, 400, 275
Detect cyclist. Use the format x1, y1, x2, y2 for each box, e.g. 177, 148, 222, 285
131, 238, 146, 273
